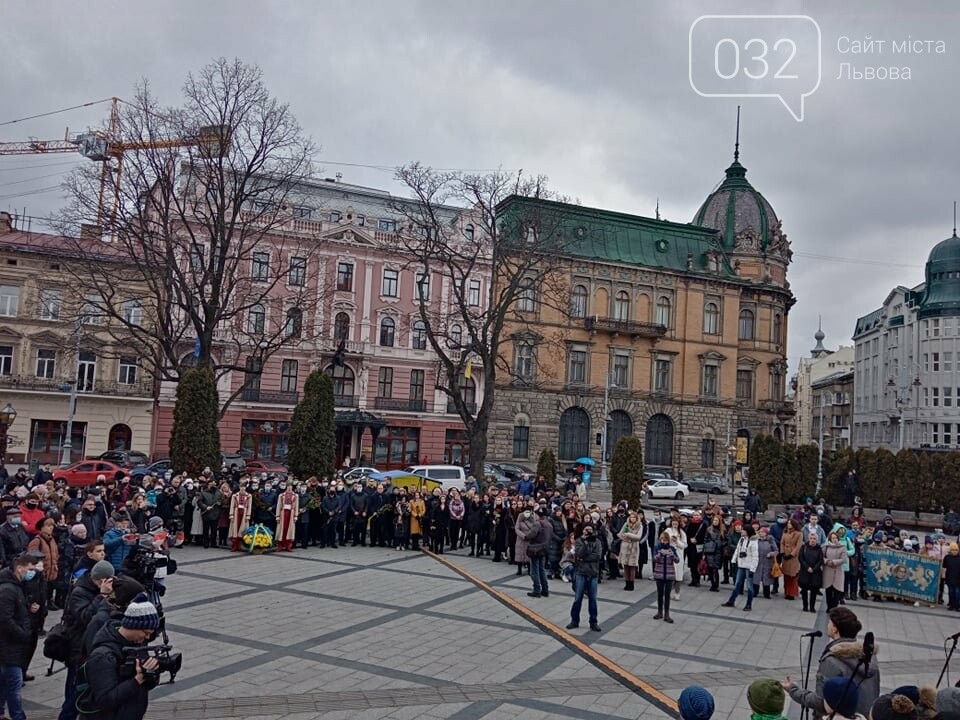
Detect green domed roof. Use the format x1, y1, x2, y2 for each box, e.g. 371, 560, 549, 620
693, 159, 779, 249
918, 231, 960, 319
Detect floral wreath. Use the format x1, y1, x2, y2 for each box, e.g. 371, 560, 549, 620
241, 523, 274, 551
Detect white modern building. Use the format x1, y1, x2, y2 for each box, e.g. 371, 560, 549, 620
853, 229, 960, 451
793, 323, 854, 446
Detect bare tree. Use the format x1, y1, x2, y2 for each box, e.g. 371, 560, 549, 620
55, 58, 321, 414
392, 164, 576, 478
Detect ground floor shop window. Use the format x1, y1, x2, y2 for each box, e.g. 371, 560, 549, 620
30, 420, 86, 464
240, 419, 290, 461
444, 428, 469, 466
374, 427, 419, 468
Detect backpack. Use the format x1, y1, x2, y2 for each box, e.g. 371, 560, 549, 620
42, 621, 71, 663
74, 660, 100, 715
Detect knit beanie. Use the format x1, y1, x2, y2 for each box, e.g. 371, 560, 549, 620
871, 694, 919, 720
147, 516, 163, 531
71, 523, 86, 537
938, 687, 960, 714
121, 592, 161, 630
823, 677, 859, 718
747, 679, 784, 715
892, 686, 920, 705
678, 685, 715, 720
90, 561, 115, 582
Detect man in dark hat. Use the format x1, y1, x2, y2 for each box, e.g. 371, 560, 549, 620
0, 506, 29, 568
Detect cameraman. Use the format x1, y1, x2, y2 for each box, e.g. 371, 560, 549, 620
84, 593, 162, 720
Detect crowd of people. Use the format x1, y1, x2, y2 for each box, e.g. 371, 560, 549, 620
1, 460, 959, 719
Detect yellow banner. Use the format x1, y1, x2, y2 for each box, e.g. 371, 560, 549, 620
735, 436, 748, 465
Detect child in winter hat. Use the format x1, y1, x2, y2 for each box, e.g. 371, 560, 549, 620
747, 678, 785, 719
678, 685, 714, 720
822, 677, 860, 719
871, 694, 919, 720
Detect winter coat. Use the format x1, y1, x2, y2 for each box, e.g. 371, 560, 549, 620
27, 531, 60, 581
780, 528, 802, 577
798, 543, 825, 589
822, 541, 847, 591
526, 517, 554, 559
514, 512, 540, 563
547, 517, 567, 564
63, 572, 107, 665
409, 498, 426, 535
617, 521, 645, 568
80, 506, 107, 540
0, 520, 30, 565
102, 528, 134, 574
465, 500, 484, 534
19, 503, 46, 536
734, 536, 760, 573
944, 554, 960, 586
833, 524, 856, 572
686, 518, 707, 570
573, 534, 603, 578
85, 621, 159, 720
703, 525, 724, 570
755, 534, 779, 586
744, 492, 763, 515
802, 522, 827, 546
197, 489, 223, 522
651, 542, 678, 580
788, 638, 881, 717
0, 567, 31, 665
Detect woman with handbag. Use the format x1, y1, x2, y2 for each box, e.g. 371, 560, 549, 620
617, 511, 645, 591
754, 525, 779, 599
722, 524, 759, 611
779, 518, 802, 601
703, 515, 725, 592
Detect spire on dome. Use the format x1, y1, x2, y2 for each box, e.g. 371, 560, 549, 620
811, 317, 827, 358
734, 105, 741, 163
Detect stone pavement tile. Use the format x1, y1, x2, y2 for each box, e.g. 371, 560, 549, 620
162, 573, 262, 608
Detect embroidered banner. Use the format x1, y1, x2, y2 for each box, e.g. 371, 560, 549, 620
863, 546, 941, 604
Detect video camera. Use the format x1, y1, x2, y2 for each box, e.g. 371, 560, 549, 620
122, 644, 182, 683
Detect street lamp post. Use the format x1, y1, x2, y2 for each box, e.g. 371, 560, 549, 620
600, 371, 616, 486
886, 373, 922, 450
816, 392, 832, 495
0, 402, 18, 462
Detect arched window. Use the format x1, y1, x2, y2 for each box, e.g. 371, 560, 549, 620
412, 320, 427, 350
772, 313, 783, 345
558, 407, 590, 460
379, 317, 396, 347
334, 312, 350, 341
605, 410, 633, 461
644, 414, 674, 468
656, 296, 671, 327
703, 302, 719, 334
614, 290, 630, 321
248, 303, 265, 334
738, 309, 755, 340
464, 224, 474, 241
108, 423, 132, 451
284, 307, 302, 338
570, 285, 588, 318
325, 363, 355, 401
449, 323, 462, 347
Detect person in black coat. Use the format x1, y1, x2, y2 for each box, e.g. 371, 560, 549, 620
686, 512, 708, 587
798, 534, 825, 613
547, 508, 568, 579
0, 507, 29, 567
84, 593, 162, 720
320, 487, 340, 549
0, 552, 40, 719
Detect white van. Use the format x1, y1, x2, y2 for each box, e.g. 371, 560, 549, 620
404, 465, 467, 489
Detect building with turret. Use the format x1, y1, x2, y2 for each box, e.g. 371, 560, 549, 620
487, 139, 795, 477
853, 226, 960, 451
793, 323, 854, 446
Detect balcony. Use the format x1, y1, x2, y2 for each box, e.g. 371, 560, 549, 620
0, 374, 153, 398
334, 394, 358, 408
585, 316, 667, 339
374, 398, 427, 412
316, 338, 366, 355
759, 399, 797, 416
241, 389, 299, 405
447, 401, 477, 414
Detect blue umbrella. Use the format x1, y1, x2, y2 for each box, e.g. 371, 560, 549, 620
574, 457, 596, 466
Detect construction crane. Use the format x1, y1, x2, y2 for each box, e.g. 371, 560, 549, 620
0, 97, 229, 229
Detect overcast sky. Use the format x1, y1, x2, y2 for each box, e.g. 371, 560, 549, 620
2, 1, 958, 377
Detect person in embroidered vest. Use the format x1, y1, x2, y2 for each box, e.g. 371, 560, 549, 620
228, 483, 253, 552
274, 484, 299, 552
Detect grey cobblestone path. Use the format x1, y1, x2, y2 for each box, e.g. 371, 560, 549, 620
21, 545, 960, 719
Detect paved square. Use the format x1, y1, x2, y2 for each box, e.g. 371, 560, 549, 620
22, 544, 960, 719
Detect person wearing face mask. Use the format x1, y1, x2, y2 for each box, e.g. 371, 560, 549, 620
294, 483, 311, 550
18, 494, 45, 538
348, 483, 369, 547
227, 482, 253, 552
335, 483, 349, 546
320, 485, 341, 549
567, 523, 603, 632
514, 504, 539, 578
274, 481, 299, 552
0, 507, 30, 568
80, 496, 107, 542
197, 481, 223, 550
84, 593, 163, 720
0, 552, 40, 720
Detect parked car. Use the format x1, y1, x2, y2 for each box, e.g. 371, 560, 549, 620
493, 462, 535, 481
97, 451, 150, 468
645, 479, 690, 500
342, 466, 379, 481
130, 459, 173, 481
244, 460, 289, 476
483, 463, 511, 486
643, 469, 672, 482
404, 465, 467, 490
220, 453, 246, 472
685, 474, 730, 494
53, 460, 126, 487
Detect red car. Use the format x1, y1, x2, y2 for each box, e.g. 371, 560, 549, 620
244, 460, 288, 476
53, 460, 125, 487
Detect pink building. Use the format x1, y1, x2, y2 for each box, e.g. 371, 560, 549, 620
152, 178, 488, 471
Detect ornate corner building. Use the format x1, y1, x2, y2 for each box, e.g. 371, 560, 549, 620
488, 149, 795, 474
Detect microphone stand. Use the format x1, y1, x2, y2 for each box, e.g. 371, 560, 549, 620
937, 635, 960, 688
827, 655, 865, 720
800, 635, 817, 720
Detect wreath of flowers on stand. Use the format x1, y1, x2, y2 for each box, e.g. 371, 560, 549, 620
241, 524, 274, 554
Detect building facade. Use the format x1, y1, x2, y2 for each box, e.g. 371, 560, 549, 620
793, 328, 854, 445
151, 179, 484, 470
488, 150, 795, 475
0, 214, 154, 466
810, 368, 854, 451
853, 229, 960, 451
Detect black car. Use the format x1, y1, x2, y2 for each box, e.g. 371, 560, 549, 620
493, 462, 535, 481
97, 450, 150, 468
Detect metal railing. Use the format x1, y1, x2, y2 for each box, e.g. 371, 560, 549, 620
584, 316, 667, 338
241, 389, 299, 404
446, 401, 476, 414
334, 394, 358, 408
374, 397, 427, 412
0, 374, 153, 398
